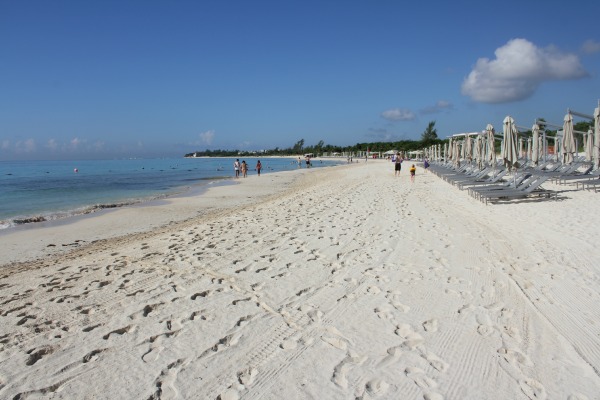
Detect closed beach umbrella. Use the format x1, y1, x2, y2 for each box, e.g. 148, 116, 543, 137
595, 107, 600, 169
502, 116, 519, 171
531, 124, 540, 165
447, 138, 453, 161
474, 135, 483, 169
585, 129, 594, 162
486, 124, 497, 167
518, 138, 524, 159
453, 140, 460, 168
464, 134, 473, 163
562, 112, 576, 164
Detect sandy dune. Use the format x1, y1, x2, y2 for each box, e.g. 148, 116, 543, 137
1, 160, 599, 399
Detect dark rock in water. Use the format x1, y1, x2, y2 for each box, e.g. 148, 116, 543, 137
14, 216, 47, 224
96, 204, 119, 209
84, 204, 121, 214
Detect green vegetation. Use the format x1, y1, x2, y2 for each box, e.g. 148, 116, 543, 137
420, 121, 438, 145
185, 121, 445, 157
184, 137, 446, 158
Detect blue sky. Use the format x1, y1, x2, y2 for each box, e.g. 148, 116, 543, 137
1, 0, 599, 160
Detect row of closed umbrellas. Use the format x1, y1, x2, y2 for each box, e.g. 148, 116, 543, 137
425, 106, 600, 170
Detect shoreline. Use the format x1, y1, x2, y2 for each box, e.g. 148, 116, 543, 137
0, 157, 345, 232
0, 176, 234, 233
0, 163, 352, 265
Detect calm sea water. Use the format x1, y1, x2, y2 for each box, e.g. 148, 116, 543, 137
0, 157, 343, 229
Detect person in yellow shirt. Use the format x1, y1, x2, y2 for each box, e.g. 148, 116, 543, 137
409, 164, 416, 183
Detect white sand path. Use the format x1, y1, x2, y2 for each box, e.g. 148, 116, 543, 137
1, 160, 599, 399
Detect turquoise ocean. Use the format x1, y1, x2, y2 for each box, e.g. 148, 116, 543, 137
0, 157, 344, 230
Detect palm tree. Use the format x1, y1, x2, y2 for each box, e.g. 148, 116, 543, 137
421, 121, 438, 142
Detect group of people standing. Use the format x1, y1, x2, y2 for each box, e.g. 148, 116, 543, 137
234, 159, 262, 178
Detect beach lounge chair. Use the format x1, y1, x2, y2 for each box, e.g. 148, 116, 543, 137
456, 169, 508, 190
554, 166, 599, 187
446, 166, 495, 186
468, 173, 533, 201
579, 178, 600, 191
478, 175, 555, 205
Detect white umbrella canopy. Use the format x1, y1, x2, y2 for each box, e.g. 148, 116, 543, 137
531, 123, 540, 165
585, 129, 594, 162
562, 112, 576, 164
486, 124, 497, 167
595, 107, 600, 169
447, 138, 453, 161
502, 116, 519, 171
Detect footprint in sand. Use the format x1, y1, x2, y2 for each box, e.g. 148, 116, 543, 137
423, 351, 449, 372
477, 325, 494, 337
423, 319, 438, 333
498, 347, 533, 367
395, 324, 424, 349
519, 378, 547, 400
237, 367, 258, 386
367, 285, 381, 295
406, 366, 438, 389
280, 338, 298, 350
321, 336, 347, 351
423, 391, 445, 400
332, 354, 367, 389
366, 378, 390, 396
378, 346, 402, 368
142, 345, 164, 363
374, 305, 395, 320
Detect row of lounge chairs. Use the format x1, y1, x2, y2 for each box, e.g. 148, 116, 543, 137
430, 156, 600, 203
427, 159, 570, 204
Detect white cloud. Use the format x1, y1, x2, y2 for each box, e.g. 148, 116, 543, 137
462, 38, 588, 103
582, 39, 600, 55
15, 139, 36, 153
46, 138, 58, 151
420, 100, 454, 114
381, 108, 416, 121
199, 130, 215, 145
70, 137, 82, 149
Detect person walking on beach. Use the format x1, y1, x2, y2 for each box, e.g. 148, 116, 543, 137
234, 159, 240, 178
423, 159, 430, 173
394, 155, 402, 177
409, 164, 416, 183
256, 160, 262, 176
241, 160, 248, 178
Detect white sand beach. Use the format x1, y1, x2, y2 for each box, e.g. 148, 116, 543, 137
1, 160, 599, 399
